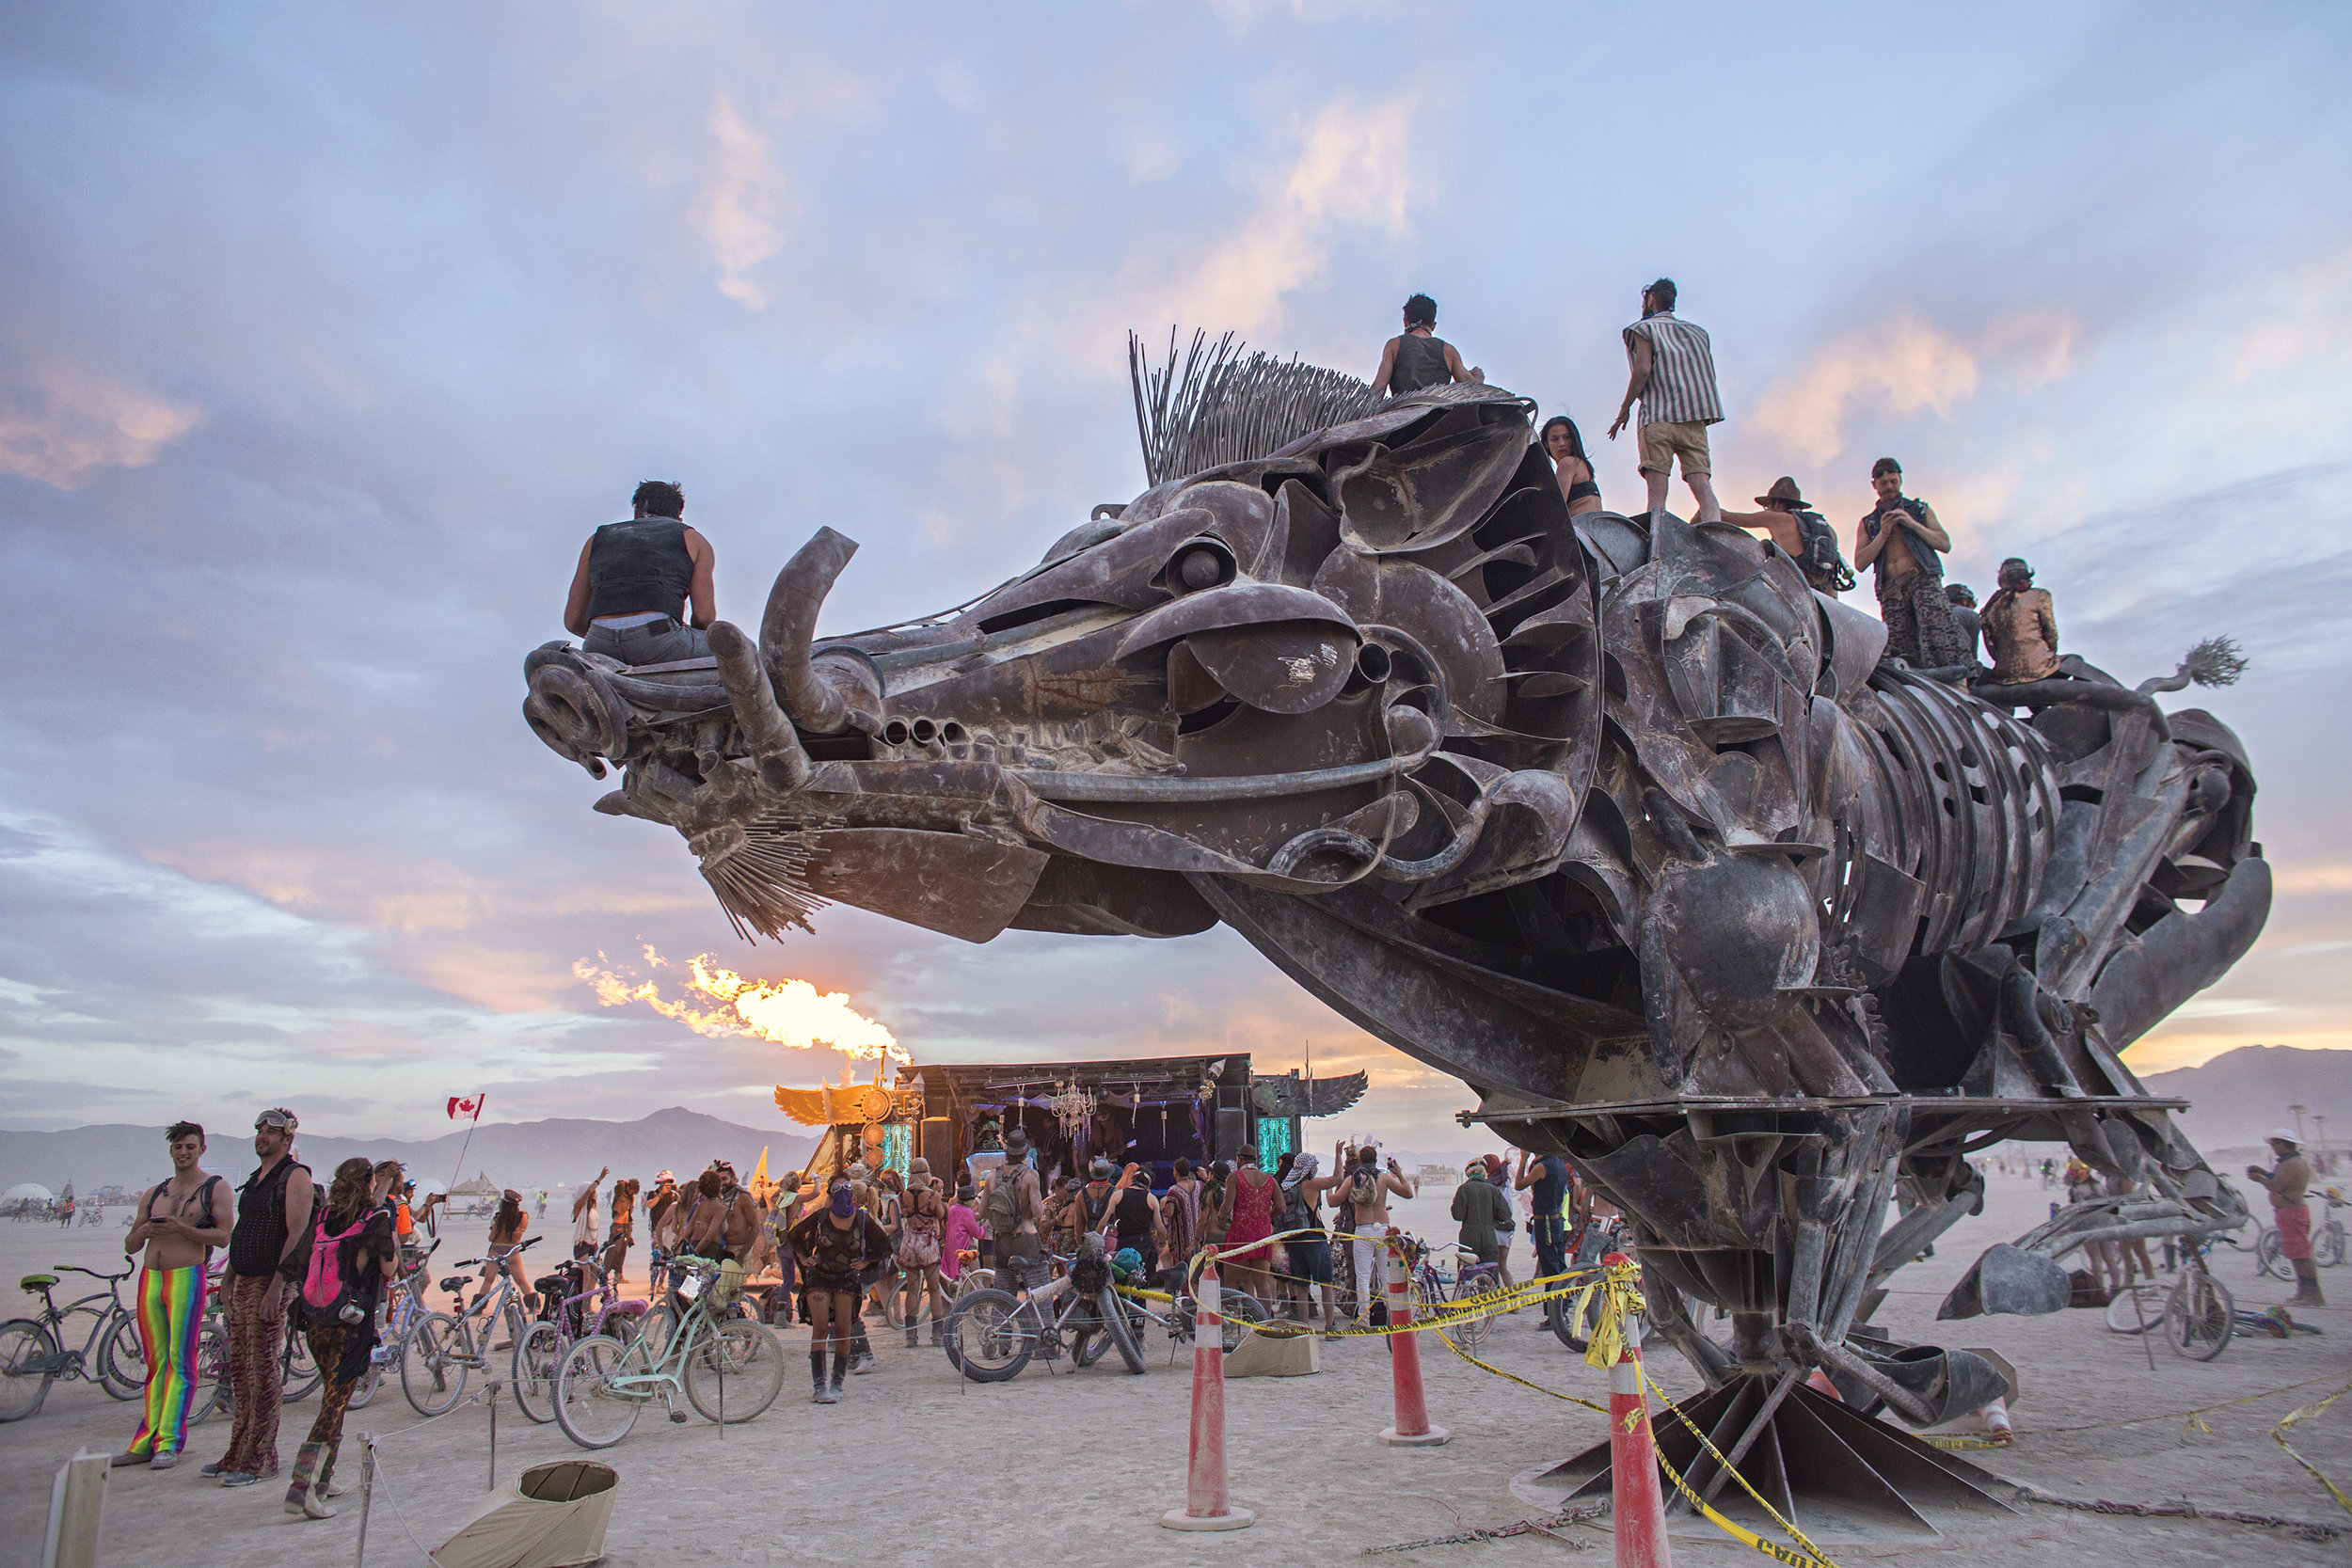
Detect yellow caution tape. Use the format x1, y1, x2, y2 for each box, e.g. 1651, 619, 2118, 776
1921, 1433, 2013, 1451
1577, 1256, 1645, 1371
2272, 1379, 2352, 1517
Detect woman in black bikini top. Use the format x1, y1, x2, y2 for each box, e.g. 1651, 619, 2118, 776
1541, 416, 1604, 516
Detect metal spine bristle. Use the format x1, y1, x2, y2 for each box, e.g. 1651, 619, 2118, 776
2182, 635, 2249, 688
1129, 327, 1384, 486
696, 817, 828, 942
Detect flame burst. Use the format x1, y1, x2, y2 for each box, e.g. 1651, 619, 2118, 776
573, 946, 906, 1063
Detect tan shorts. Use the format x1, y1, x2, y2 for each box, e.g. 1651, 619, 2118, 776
1638, 420, 1711, 478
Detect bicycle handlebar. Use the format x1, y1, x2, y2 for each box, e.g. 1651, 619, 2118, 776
53, 1263, 135, 1282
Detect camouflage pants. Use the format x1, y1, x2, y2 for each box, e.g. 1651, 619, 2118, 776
1877, 571, 1966, 670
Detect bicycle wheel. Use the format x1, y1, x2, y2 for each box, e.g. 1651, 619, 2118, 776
1549, 1281, 1597, 1353
2167, 1272, 2234, 1360
186, 1321, 230, 1425
2256, 1227, 2291, 1280
2105, 1282, 2164, 1335
1100, 1288, 1146, 1373
1213, 1289, 1268, 1353
946, 1289, 1033, 1383
882, 1287, 907, 1329
280, 1318, 323, 1403
1070, 1295, 1106, 1368
1454, 1275, 1507, 1354
0, 1319, 58, 1421
347, 1364, 380, 1411
96, 1310, 147, 1399
512, 1322, 563, 1424
2317, 1222, 2345, 1269
683, 1319, 787, 1423
552, 1334, 647, 1449
401, 1311, 471, 1416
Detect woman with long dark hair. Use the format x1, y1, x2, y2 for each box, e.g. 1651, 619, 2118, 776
1540, 415, 1604, 516
284, 1158, 394, 1519
787, 1179, 893, 1404
481, 1188, 537, 1311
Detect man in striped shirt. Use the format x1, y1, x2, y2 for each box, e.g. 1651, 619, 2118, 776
1608, 278, 1725, 523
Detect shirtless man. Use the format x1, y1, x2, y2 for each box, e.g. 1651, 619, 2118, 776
1853, 458, 1964, 669
116, 1121, 230, 1468
1718, 477, 1851, 594
1335, 1141, 1415, 1325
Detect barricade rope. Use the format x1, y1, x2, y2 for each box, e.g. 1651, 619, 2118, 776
1424, 1253, 1841, 1568
1920, 1369, 2349, 1445
2271, 1377, 2352, 1517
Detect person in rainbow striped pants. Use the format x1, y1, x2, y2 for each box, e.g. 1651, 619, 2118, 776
114, 1122, 228, 1470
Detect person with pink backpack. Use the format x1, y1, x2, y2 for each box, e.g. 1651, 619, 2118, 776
283, 1158, 397, 1521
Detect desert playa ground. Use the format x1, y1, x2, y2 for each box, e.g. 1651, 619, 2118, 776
1, 1169, 2344, 1567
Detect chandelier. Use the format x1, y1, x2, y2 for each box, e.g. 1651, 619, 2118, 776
1049, 1078, 1096, 1135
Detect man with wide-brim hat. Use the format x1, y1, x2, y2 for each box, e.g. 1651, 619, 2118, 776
2249, 1129, 2322, 1306
1717, 476, 1852, 594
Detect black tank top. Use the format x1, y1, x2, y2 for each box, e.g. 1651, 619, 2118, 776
229, 1158, 310, 1278
1114, 1188, 1154, 1249
584, 518, 695, 622
1390, 334, 1453, 393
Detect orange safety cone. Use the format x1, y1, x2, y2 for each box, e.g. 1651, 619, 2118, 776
1603, 1251, 1669, 1567
1377, 1231, 1451, 1446
1161, 1258, 1254, 1530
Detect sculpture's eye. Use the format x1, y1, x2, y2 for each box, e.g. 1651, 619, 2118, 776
1168, 539, 1235, 594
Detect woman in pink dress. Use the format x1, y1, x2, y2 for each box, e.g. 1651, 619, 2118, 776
1218, 1148, 1279, 1307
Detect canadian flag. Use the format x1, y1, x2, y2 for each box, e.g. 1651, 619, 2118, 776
447, 1095, 485, 1121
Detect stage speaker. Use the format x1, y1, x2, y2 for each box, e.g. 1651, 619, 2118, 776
1215, 1107, 1247, 1163
920, 1117, 954, 1183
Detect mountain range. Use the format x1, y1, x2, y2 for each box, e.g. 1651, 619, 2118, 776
2139, 1044, 2352, 1156
0, 1106, 816, 1197
7, 1045, 2342, 1196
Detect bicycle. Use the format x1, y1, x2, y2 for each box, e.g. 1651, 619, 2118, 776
341, 1239, 441, 1412
1401, 1238, 1508, 1353
1106, 1267, 1268, 1359
550, 1256, 786, 1449
2, 1262, 209, 1422
943, 1241, 1151, 1382
513, 1257, 649, 1424
400, 1238, 542, 1417
1548, 1216, 1631, 1352
2107, 1236, 2233, 1359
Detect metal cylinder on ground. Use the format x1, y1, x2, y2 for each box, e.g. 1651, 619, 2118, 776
1378, 1230, 1451, 1446
1161, 1258, 1254, 1530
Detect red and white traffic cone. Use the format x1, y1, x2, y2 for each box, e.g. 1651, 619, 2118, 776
1378, 1231, 1451, 1447
1161, 1258, 1254, 1530
1603, 1252, 1670, 1567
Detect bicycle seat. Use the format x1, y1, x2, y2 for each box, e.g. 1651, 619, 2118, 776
19, 1273, 57, 1291
609, 1299, 649, 1319
438, 1276, 469, 1295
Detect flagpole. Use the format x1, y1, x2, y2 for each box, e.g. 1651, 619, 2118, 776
445, 1093, 485, 1206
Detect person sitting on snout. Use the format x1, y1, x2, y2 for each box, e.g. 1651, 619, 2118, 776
563, 480, 716, 666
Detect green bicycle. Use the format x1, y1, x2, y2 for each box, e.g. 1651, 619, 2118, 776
551, 1256, 786, 1449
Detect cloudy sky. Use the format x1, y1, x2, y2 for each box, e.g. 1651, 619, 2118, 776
3, 3, 2347, 1150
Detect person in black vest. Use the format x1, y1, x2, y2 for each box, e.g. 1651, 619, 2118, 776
1853, 458, 1964, 670
207, 1107, 312, 1488
1372, 294, 1483, 397
562, 480, 717, 666
1718, 476, 1853, 594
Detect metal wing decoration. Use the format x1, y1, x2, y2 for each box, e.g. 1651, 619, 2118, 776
1306, 1070, 1368, 1118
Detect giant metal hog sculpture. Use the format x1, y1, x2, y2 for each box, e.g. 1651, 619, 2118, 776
528, 377, 2265, 1514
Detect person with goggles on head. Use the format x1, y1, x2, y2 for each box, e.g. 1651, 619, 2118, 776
206, 1109, 313, 1488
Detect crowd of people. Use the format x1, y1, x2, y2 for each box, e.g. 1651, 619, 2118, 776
94, 1099, 2330, 1504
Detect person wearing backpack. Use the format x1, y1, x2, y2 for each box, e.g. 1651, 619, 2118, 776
896, 1168, 949, 1347
983, 1128, 1044, 1297
1720, 477, 1854, 595
284, 1158, 395, 1520
114, 1120, 230, 1471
